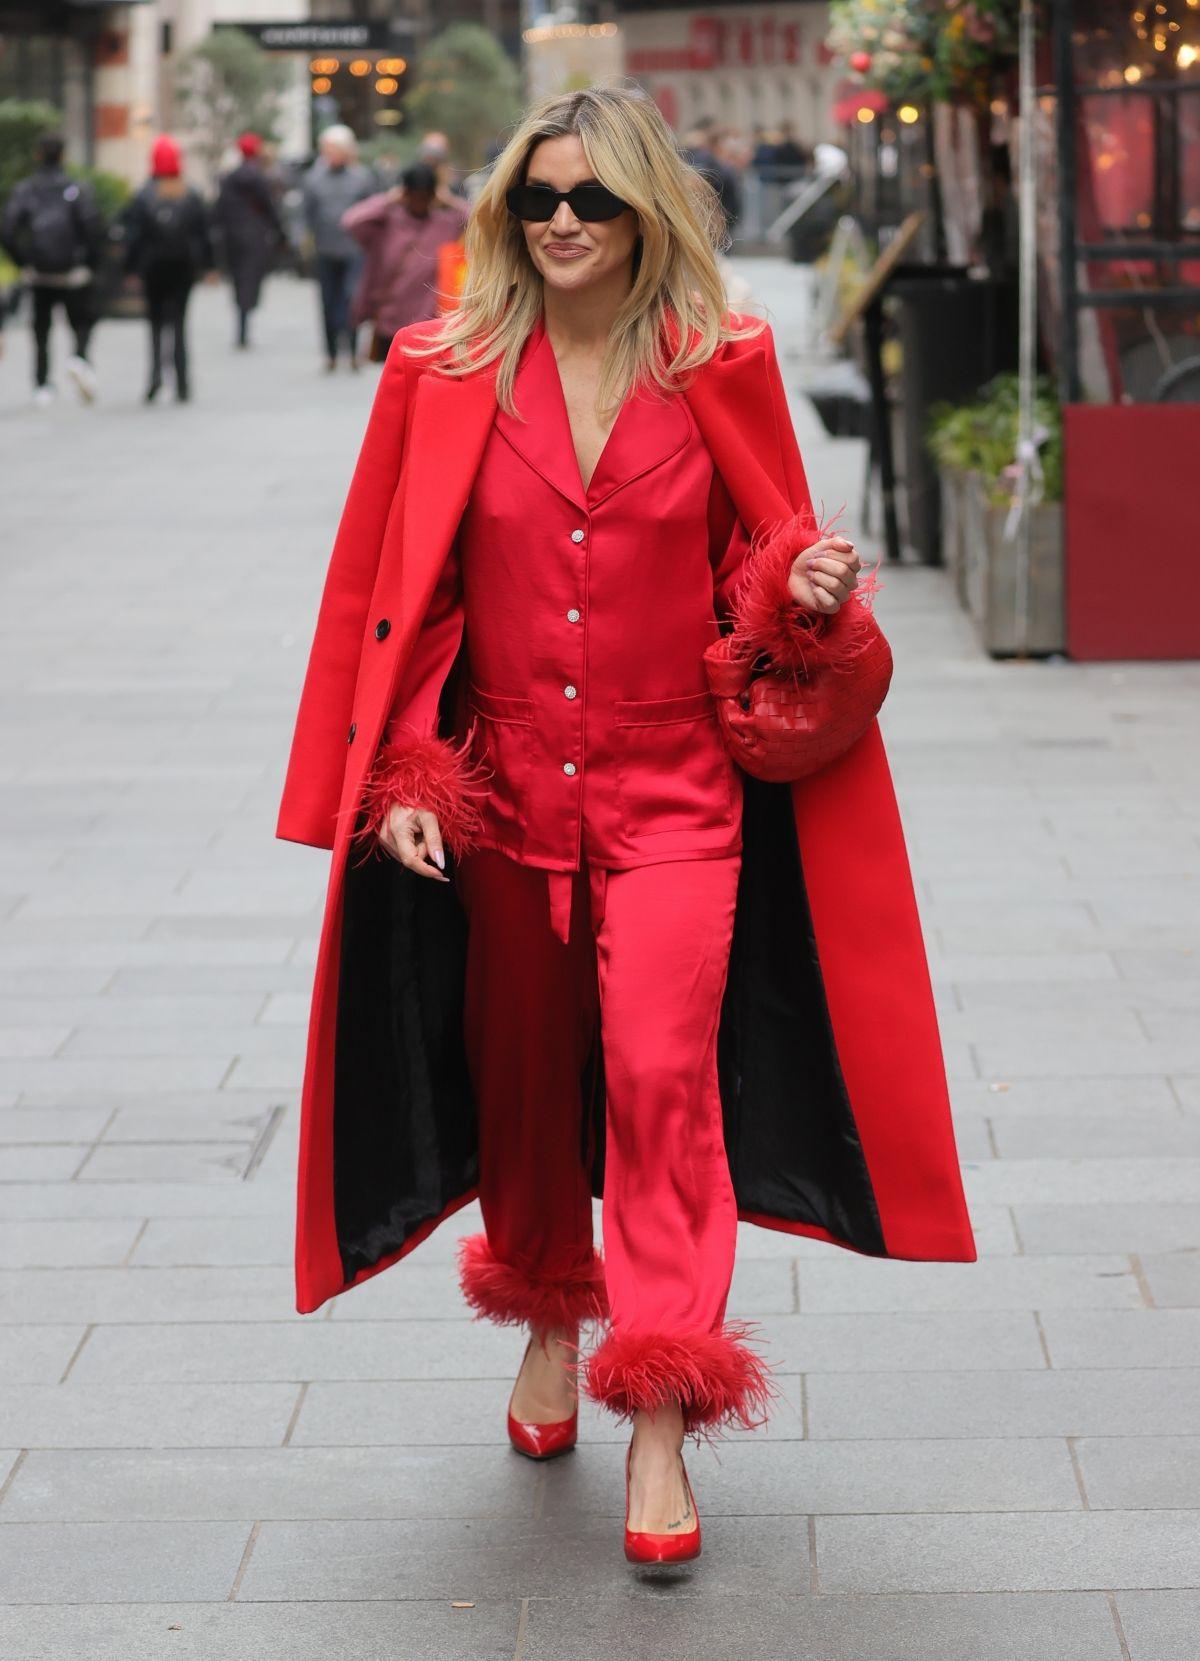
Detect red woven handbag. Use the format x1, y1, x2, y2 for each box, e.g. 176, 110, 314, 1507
702, 517, 893, 784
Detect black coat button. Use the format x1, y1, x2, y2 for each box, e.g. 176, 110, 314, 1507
347, 723, 356, 744
374, 618, 390, 640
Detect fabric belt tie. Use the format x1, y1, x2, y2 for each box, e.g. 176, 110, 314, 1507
546, 866, 607, 946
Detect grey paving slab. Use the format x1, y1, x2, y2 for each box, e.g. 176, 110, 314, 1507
0, 1327, 85, 1385
0, 1106, 111, 1143
0, 1056, 234, 1095
520, 1591, 1125, 1661
1015, 1203, 1200, 1255
1117, 1591, 1200, 1661
0, 1267, 302, 1324
0, 1180, 292, 1221
991, 1112, 1200, 1159
238, 1514, 811, 1601
69, 1319, 521, 1385
1075, 1436, 1200, 1510
0, 1145, 86, 1180
0, 1219, 143, 1268
806, 1368, 1200, 1440
536, 1436, 1081, 1517
815, 1510, 1200, 1592
131, 1216, 292, 1267
964, 1158, 1200, 1205
796, 1256, 1142, 1312
77, 1142, 254, 1182
0, 1382, 298, 1448
3, 1445, 542, 1522
1040, 1309, 1200, 1369
0, 1520, 253, 1603
0, 1601, 522, 1661
958, 979, 1200, 1012
1138, 1251, 1200, 1306
100, 1105, 274, 1143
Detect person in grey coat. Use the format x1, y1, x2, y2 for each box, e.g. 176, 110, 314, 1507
303, 125, 376, 372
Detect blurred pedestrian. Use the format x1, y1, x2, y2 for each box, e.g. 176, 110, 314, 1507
772, 123, 811, 174
680, 123, 741, 239
302, 125, 375, 372
214, 132, 287, 349
121, 135, 213, 404
0, 132, 105, 406
342, 162, 468, 361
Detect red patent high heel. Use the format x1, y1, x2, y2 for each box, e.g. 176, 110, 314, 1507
624, 1443, 702, 1564
506, 1336, 578, 1460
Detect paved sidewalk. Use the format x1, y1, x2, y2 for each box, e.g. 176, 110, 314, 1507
0, 265, 1198, 1659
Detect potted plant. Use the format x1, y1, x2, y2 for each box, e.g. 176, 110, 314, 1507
927, 376, 1064, 656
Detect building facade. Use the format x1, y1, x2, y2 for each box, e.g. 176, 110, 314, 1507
615, 0, 836, 145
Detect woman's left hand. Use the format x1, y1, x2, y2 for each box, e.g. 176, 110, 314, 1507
787, 535, 861, 615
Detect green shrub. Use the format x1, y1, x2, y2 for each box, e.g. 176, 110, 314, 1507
0, 99, 63, 216
927, 374, 1062, 506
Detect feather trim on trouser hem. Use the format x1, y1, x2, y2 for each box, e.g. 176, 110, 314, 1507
575, 1321, 779, 1441
456, 1232, 609, 1331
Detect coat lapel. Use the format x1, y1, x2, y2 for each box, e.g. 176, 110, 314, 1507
380, 359, 500, 628
682, 338, 796, 537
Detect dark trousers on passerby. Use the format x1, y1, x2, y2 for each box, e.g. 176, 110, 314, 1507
143, 260, 194, 399
315, 253, 360, 363
31, 284, 94, 388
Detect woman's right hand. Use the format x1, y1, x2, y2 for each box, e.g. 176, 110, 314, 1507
379, 804, 449, 882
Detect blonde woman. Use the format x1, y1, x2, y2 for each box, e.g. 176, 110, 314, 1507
277, 85, 975, 1566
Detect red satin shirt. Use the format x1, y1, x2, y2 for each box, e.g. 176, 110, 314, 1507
385, 316, 754, 899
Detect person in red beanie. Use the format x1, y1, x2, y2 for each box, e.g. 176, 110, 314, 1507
214, 132, 286, 347
121, 134, 213, 402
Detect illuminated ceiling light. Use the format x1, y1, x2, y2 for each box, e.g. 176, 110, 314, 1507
375, 77, 398, 94
311, 77, 331, 94
1179, 41, 1199, 63
1124, 62, 1144, 79
897, 104, 919, 123
856, 107, 876, 123
349, 59, 371, 76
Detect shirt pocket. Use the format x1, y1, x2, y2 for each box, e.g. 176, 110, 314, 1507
466, 682, 534, 843
613, 691, 736, 839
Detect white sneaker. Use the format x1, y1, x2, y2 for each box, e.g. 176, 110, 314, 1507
33, 385, 56, 408
66, 355, 98, 403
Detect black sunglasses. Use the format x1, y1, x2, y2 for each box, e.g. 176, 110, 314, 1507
506, 182, 630, 222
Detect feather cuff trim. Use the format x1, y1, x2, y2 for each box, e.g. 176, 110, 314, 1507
457, 1232, 609, 1331
576, 1321, 778, 1440
353, 724, 489, 858
730, 507, 882, 679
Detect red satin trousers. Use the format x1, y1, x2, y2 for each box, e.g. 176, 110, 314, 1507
454, 849, 774, 1436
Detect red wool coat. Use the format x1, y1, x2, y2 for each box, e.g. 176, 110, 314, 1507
276, 314, 977, 1316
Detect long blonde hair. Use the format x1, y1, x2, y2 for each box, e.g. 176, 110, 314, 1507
403, 83, 763, 415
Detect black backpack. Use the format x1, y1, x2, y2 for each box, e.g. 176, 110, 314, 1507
23, 178, 85, 274
143, 192, 195, 264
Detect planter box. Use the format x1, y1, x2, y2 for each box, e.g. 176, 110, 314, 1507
962, 475, 1064, 657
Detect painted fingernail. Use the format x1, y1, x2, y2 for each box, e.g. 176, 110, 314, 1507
432, 850, 445, 870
